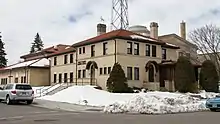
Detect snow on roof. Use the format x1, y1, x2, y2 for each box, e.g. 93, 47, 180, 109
130, 35, 156, 41
31, 58, 49, 67
5, 58, 49, 70
166, 43, 177, 47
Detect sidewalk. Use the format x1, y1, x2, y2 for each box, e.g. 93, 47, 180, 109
32, 99, 104, 113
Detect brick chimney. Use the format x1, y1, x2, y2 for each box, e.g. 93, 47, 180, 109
150, 22, 159, 39
97, 23, 106, 35
180, 21, 186, 40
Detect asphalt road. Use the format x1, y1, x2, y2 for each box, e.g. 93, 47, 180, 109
0, 102, 219, 124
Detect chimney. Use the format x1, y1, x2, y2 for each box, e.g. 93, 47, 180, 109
150, 22, 159, 39
97, 23, 106, 35
180, 21, 186, 40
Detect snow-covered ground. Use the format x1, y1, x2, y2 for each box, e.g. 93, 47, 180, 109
37, 85, 218, 114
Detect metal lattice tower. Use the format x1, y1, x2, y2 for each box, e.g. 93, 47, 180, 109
111, 0, 129, 30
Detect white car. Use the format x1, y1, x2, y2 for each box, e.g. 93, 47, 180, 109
0, 83, 34, 105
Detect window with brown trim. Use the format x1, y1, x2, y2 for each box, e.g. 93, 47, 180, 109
127, 42, 132, 54
146, 44, 150, 56
127, 67, 132, 80
152, 45, 156, 57
70, 54, 73, 63
134, 43, 139, 55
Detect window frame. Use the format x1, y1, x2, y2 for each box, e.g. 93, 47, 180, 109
162, 48, 167, 60
134, 67, 139, 80
152, 45, 157, 57
134, 43, 139, 55
70, 54, 73, 63
127, 42, 132, 54
103, 42, 108, 55
64, 54, 68, 64
146, 44, 150, 56
54, 57, 57, 66
127, 67, 132, 80
91, 45, 95, 57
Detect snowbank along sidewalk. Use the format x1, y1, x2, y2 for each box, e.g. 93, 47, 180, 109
37, 85, 212, 114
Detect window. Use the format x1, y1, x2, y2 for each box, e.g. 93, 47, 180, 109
15, 84, 32, 90
78, 70, 81, 78
23, 76, 26, 83
64, 55, 68, 64
103, 42, 108, 55
70, 54, 73, 63
186, 53, 190, 58
146, 44, 150, 56
152, 45, 156, 57
100, 68, 103, 75
70, 72, 73, 83
54, 74, 57, 83
59, 73, 62, 83
1, 78, 8, 85
79, 48, 82, 54
64, 73, 68, 83
54, 57, 57, 66
91, 45, 95, 57
21, 77, 23, 83
149, 65, 154, 82
108, 67, 111, 74
127, 67, 132, 80
15, 78, 18, 83
162, 48, 166, 60
179, 52, 183, 57
134, 67, 139, 80
127, 42, 132, 54
83, 70, 86, 78
83, 47, 85, 54
104, 67, 107, 74
134, 43, 139, 55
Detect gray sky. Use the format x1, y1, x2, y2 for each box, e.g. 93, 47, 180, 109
1, 0, 220, 65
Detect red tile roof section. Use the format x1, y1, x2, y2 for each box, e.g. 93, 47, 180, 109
20, 44, 75, 59
72, 29, 176, 48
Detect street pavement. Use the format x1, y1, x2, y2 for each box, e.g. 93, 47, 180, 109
0, 101, 219, 124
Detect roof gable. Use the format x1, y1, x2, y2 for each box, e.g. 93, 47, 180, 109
159, 34, 197, 48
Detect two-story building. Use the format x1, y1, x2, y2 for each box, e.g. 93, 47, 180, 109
50, 22, 184, 91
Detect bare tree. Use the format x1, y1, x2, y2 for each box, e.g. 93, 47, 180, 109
189, 24, 220, 74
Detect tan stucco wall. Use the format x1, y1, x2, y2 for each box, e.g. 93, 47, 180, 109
29, 68, 50, 86
50, 52, 76, 84
159, 36, 197, 59
49, 38, 179, 91
0, 67, 49, 86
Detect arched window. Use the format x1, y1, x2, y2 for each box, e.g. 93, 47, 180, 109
149, 64, 154, 82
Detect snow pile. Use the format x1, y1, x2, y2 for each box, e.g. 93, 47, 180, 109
186, 90, 219, 99
104, 95, 207, 114
39, 85, 135, 106
39, 85, 209, 114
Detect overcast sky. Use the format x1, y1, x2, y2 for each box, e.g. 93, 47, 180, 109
1, 0, 220, 65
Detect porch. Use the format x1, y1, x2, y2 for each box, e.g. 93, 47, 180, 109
142, 60, 200, 91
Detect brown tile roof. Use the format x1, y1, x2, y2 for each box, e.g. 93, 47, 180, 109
20, 44, 76, 60
72, 29, 180, 49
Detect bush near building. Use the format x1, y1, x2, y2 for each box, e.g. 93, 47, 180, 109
174, 56, 197, 93
199, 60, 219, 92
106, 62, 133, 93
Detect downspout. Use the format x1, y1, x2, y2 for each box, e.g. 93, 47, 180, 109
114, 39, 117, 63
49, 58, 51, 85
75, 48, 78, 85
